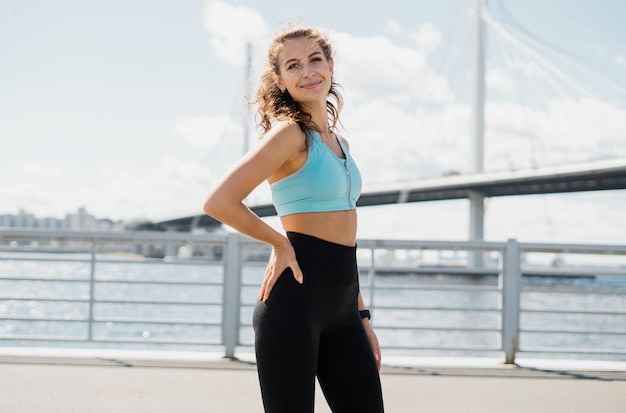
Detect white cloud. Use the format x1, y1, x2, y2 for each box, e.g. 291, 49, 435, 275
88, 157, 215, 221
173, 115, 243, 151
486, 191, 626, 244
343, 100, 472, 184
0, 182, 56, 215
203, 1, 269, 66
332, 31, 454, 104
616, 54, 626, 69
385, 20, 402, 36
0, 155, 216, 221
508, 57, 550, 81
410, 24, 442, 53
485, 97, 626, 171
14, 160, 68, 180
486, 67, 515, 94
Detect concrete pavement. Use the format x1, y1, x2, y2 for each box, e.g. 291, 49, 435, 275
0, 350, 624, 412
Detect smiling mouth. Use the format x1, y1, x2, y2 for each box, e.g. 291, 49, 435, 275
300, 80, 322, 89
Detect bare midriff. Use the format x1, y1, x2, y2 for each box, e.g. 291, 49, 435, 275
280, 209, 358, 247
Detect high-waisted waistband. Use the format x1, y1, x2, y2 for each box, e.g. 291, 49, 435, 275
286, 231, 358, 286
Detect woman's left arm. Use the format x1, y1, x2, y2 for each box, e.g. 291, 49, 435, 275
358, 292, 382, 371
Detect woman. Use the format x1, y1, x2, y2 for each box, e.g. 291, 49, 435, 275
203, 23, 384, 413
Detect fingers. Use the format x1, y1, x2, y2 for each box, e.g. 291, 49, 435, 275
259, 241, 302, 301
259, 270, 276, 302
364, 322, 382, 371
259, 265, 303, 302
291, 263, 304, 284
370, 336, 382, 371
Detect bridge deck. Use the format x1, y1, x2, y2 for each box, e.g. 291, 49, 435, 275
136, 157, 626, 231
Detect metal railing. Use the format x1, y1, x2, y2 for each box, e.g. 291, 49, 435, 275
1, 229, 625, 364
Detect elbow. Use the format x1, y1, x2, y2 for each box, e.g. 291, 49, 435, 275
202, 196, 219, 218
202, 191, 229, 220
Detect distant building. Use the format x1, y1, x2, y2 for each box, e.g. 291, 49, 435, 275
0, 207, 123, 231
0, 215, 15, 227
37, 217, 64, 230
65, 207, 98, 230
15, 210, 36, 228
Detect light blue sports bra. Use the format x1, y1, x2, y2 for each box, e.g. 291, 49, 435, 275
270, 130, 362, 217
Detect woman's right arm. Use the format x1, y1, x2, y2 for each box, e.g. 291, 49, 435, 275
202, 122, 304, 300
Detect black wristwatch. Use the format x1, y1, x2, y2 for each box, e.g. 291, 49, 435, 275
359, 309, 371, 320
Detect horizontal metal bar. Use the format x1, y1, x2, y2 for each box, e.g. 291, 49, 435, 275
0, 335, 88, 342
367, 284, 500, 292
94, 298, 223, 306
0, 297, 223, 306
0, 277, 222, 286
92, 337, 221, 345
379, 344, 499, 351
0, 335, 222, 346
0, 316, 222, 325
373, 305, 501, 312
0, 296, 88, 302
0, 315, 88, 322
521, 328, 626, 335
0, 277, 89, 282
95, 298, 221, 305
0, 257, 93, 264
93, 317, 220, 326
96, 279, 223, 286
522, 267, 626, 277
361, 266, 501, 276
357, 238, 504, 251
521, 308, 626, 316
520, 347, 626, 355
0, 228, 228, 244
0, 256, 224, 266
0, 296, 222, 307
373, 326, 500, 333
519, 242, 626, 255
522, 287, 626, 295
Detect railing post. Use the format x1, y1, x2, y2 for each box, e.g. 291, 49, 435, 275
368, 246, 376, 311
500, 238, 521, 364
222, 233, 242, 359
87, 241, 97, 341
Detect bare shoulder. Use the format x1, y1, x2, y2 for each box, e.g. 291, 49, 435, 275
335, 131, 352, 151
263, 121, 306, 151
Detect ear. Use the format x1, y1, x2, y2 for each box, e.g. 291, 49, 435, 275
273, 73, 285, 92
328, 57, 334, 76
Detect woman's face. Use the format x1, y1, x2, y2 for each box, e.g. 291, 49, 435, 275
274, 37, 334, 106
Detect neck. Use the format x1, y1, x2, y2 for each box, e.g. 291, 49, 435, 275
300, 102, 328, 131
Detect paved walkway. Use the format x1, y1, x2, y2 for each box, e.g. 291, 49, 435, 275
0, 350, 624, 412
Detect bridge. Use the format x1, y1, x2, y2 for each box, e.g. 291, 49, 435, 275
129, 157, 626, 232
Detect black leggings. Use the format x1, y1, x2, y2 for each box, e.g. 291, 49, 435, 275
253, 232, 384, 413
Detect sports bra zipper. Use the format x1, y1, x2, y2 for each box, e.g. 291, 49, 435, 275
344, 160, 352, 208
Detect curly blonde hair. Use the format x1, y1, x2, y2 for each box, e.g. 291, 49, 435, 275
251, 24, 343, 139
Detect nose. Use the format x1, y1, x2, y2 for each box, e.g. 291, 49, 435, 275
302, 62, 315, 77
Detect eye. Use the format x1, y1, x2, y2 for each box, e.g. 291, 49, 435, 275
287, 62, 300, 71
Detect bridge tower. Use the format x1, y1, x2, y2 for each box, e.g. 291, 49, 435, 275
469, 0, 486, 266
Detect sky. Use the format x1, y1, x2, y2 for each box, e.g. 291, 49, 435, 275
1, 0, 626, 245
